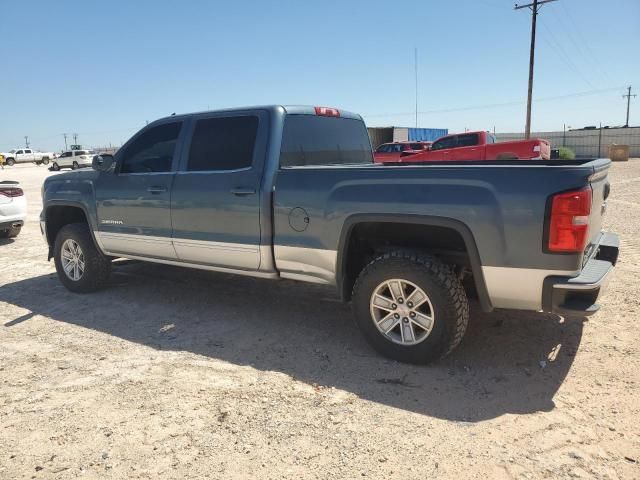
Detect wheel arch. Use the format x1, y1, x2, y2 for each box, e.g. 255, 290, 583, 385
44, 201, 101, 260
336, 214, 493, 312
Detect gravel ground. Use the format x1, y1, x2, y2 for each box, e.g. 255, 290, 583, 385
0, 162, 638, 479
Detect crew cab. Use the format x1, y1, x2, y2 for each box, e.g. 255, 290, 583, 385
391, 131, 551, 163
1, 148, 56, 166
40, 105, 618, 364
373, 141, 432, 163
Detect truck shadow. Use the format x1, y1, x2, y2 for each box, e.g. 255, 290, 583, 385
1, 261, 585, 422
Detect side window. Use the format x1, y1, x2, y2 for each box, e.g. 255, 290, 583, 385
16, 150, 23, 155
456, 134, 479, 147
391, 144, 404, 153
187, 116, 258, 171
61, 152, 71, 158
375, 144, 389, 153
25, 149, 32, 154
120, 122, 182, 174
280, 116, 373, 167
430, 137, 456, 151
409, 143, 423, 150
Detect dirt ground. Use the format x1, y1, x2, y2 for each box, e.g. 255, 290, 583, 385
1, 161, 638, 480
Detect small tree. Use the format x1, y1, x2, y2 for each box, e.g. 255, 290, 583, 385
558, 147, 576, 160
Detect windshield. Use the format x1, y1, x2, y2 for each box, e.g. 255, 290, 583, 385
8, 149, 16, 154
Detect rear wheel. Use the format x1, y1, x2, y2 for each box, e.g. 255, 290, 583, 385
352, 250, 469, 364
0, 225, 21, 238
42, 157, 50, 165
51, 162, 60, 171
72, 161, 79, 170
53, 223, 111, 293
6, 158, 15, 166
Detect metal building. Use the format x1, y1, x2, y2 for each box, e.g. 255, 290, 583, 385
368, 127, 448, 149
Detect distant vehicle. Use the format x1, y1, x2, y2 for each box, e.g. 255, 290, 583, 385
0, 180, 26, 238
0, 148, 56, 166
374, 141, 432, 163
384, 131, 551, 163
51, 150, 96, 171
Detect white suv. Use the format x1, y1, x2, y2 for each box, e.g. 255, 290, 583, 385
0, 181, 26, 238
51, 150, 96, 171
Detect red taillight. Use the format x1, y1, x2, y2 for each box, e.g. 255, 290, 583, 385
314, 106, 340, 117
0, 187, 23, 197
548, 188, 592, 252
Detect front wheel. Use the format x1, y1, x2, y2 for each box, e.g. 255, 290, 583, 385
352, 251, 469, 364
42, 157, 50, 165
6, 158, 15, 166
53, 223, 111, 293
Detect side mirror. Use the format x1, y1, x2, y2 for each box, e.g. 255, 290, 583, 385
92, 154, 115, 172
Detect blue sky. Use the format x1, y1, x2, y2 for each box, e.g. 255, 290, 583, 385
1, 0, 638, 152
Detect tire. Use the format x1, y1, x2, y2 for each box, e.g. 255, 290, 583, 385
51, 162, 60, 171
42, 157, 50, 165
0, 225, 21, 238
72, 161, 79, 170
53, 223, 111, 293
6, 158, 15, 166
352, 250, 469, 364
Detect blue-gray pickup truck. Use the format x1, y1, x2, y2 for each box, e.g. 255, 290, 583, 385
40, 105, 619, 364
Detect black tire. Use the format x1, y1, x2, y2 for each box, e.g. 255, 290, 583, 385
42, 157, 50, 165
6, 158, 15, 166
352, 250, 469, 364
72, 161, 79, 170
53, 223, 111, 293
0, 225, 21, 238
51, 162, 60, 171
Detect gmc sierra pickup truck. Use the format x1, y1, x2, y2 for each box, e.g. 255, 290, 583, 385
387, 130, 551, 163
40, 105, 619, 364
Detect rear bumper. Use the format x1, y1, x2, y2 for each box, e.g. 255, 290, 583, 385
543, 232, 619, 317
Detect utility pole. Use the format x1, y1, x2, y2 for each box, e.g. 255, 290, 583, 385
24, 136, 30, 148
73, 133, 78, 146
414, 47, 418, 128
62, 133, 68, 150
515, 0, 557, 139
623, 85, 635, 127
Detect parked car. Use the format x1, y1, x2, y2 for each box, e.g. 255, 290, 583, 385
0, 181, 26, 238
0, 148, 56, 166
40, 105, 618, 364
373, 141, 432, 162
51, 150, 96, 171
383, 131, 551, 163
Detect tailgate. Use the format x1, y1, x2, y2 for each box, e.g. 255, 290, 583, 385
585, 160, 611, 259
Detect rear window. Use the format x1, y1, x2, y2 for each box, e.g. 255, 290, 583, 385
187, 116, 258, 171
280, 116, 373, 167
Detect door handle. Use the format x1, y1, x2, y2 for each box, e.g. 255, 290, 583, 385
147, 186, 167, 194
231, 188, 256, 196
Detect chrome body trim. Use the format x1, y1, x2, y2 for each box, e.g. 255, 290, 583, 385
482, 266, 579, 310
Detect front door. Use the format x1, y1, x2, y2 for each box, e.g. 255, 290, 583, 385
170, 111, 267, 270
94, 121, 185, 259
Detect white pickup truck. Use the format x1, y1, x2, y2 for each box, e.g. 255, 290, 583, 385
1, 148, 56, 166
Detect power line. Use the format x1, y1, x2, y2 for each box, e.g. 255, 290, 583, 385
623, 86, 636, 127
514, 0, 558, 139
362, 85, 627, 119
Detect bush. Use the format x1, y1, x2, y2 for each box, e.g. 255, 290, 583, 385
558, 147, 576, 160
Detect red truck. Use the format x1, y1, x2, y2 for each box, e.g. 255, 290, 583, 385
373, 141, 432, 163
375, 131, 550, 163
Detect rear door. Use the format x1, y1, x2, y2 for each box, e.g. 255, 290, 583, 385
452, 133, 481, 160
94, 120, 185, 259
170, 111, 268, 270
